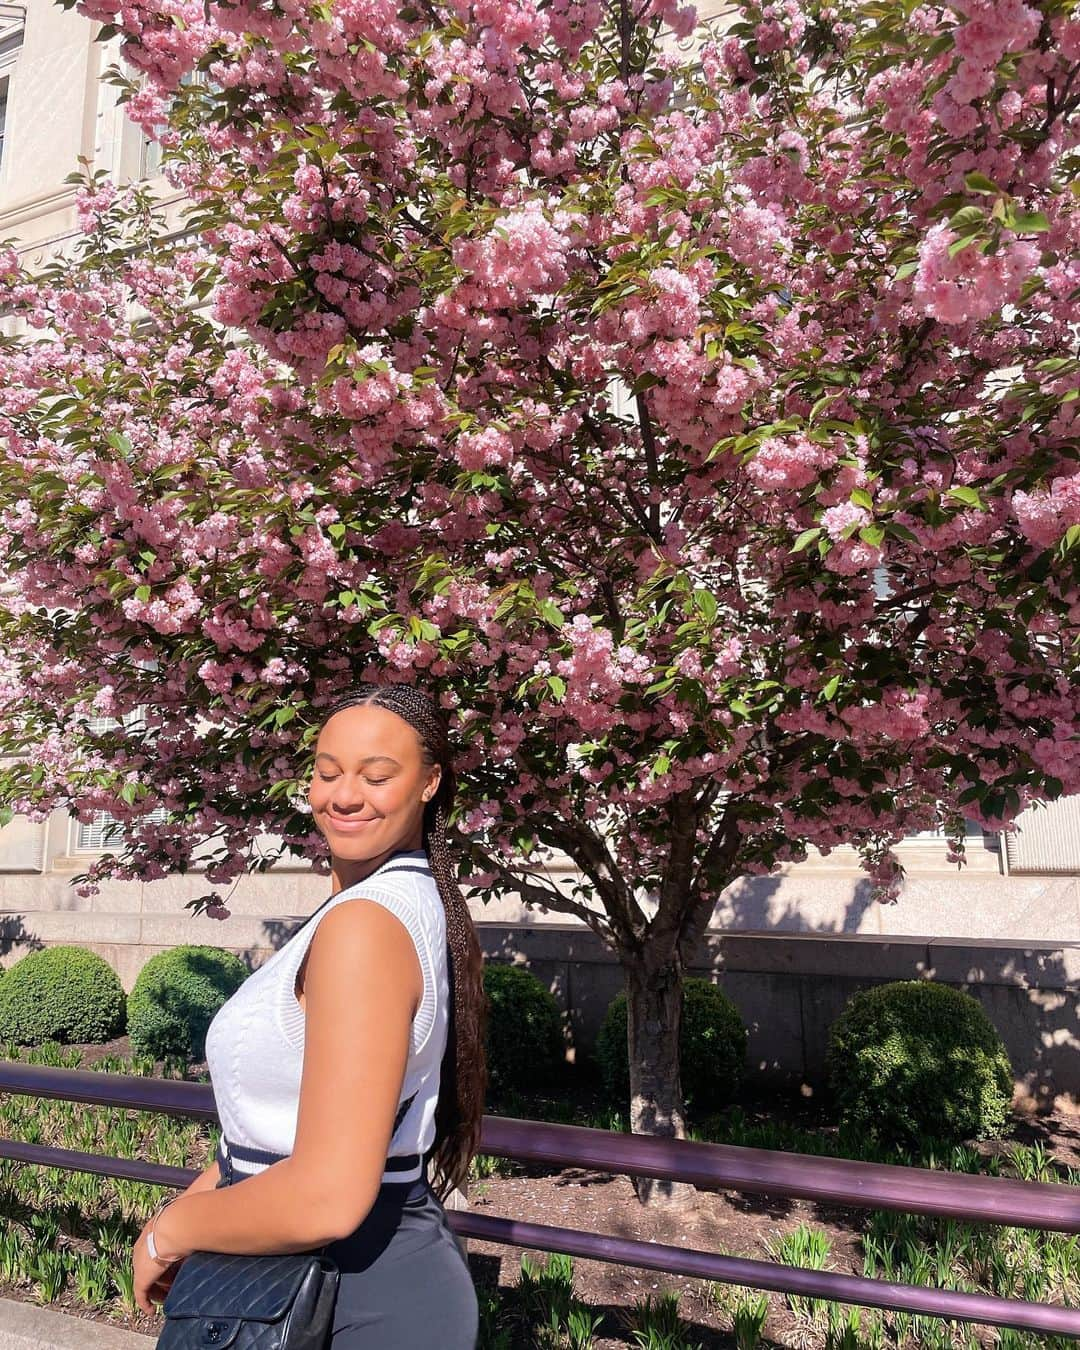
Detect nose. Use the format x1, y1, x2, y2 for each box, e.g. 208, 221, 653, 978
331, 790, 368, 815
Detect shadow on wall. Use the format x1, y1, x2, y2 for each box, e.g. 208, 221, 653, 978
0, 915, 46, 966
951, 944, 1080, 1113
696, 931, 1080, 1113
716, 872, 878, 935
479, 910, 1080, 1112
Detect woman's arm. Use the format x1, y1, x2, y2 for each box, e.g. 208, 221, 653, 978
185, 1157, 221, 1195
151, 900, 422, 1259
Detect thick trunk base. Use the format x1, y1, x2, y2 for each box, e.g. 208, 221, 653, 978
625, 959, 698, 1211
631, 1174, 699, 1208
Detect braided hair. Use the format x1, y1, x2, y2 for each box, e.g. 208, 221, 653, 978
320, 682, 488, 1198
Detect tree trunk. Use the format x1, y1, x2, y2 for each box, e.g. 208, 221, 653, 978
623, 954, 697, 1209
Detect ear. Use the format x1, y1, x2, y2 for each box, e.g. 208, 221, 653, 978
422, 767, 442, 802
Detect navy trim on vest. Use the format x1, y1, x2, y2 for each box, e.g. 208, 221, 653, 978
215, 1090, 419, 1176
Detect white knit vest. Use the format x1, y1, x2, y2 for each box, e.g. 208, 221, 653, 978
204, 849, 448, 1184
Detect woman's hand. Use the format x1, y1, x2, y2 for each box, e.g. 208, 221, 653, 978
131, 1161, 219, 1314
132, 1223, 187, 1315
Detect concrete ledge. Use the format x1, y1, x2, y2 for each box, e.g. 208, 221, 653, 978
0, 1298, 152, 1349
4, 854, 1079, 943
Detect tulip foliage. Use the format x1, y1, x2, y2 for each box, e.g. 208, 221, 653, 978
1, 0, 1077, 1146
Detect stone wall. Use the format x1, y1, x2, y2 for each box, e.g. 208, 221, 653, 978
493, 925, 1080, 1113
1, 896, 1075, 1112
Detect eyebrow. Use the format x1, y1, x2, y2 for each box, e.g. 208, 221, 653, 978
314, 752, 402, 767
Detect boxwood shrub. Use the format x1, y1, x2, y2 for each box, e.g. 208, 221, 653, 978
825, 979, 1013, 1148
128, 945, 249, 1061
595, 978, 748, 1113
0, 946, 126, 1045
483, 961, 565, 1097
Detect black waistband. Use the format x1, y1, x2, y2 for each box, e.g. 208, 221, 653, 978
216, 1138, 427, 1196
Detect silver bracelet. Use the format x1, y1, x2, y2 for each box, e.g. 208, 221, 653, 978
145, 1200, 180, 1264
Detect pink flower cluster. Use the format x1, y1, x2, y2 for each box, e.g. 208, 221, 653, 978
914, 223, 1040, 325
1011, 472, 1080, 549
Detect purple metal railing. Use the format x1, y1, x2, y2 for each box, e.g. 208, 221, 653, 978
2, 1062, 1079, 1336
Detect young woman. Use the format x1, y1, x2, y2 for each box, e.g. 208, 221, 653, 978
132, 682, 486, 1348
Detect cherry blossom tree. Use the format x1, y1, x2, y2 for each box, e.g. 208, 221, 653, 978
1, 0, 1078, 1182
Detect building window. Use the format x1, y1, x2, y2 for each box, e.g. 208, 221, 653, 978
0, 79, 8, 173
1004, 795, 1080, 875
75, 702, 166, 851
75, 805, 168, 852
0, 1, 24, 184
140, 130, 162, 180
138, 70, 205, 181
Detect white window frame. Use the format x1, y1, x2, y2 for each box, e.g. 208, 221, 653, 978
0, 4, 24, 194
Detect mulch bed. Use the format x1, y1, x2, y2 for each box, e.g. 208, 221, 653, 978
3, 1037, 1078, 1346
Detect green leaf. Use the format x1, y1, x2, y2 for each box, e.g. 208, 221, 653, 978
792, 527, 823, 553
1007, 209, 1050, 233
851, 488, 874, 511
645, 676, 676, 698
963, 172, 1000, 194
1060, 524, 1080, 553
547, 675, 566, 700
947, 486, 983, 509
134, 585, 151, 602
822, 675, 840, 701
729, 699, 751, 718
947, 205, 986, 232
693, 588, 718, 623
808, 392, 840, 422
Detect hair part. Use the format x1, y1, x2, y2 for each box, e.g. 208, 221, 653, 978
320, 682, 488, 1198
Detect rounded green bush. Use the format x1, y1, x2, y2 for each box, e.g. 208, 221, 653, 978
128, 946, 249, 1061
825, 980, 1013, 1148
0, 946, 126, 1045
595, 978, 748, 1113
483, 962, 565, 1096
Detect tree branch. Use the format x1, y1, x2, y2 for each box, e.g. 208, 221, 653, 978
677, 803, 741, 963
536, 813, 648, 953
458, 838, 614, 943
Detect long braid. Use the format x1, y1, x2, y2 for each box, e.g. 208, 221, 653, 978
321, 683, 488, 1198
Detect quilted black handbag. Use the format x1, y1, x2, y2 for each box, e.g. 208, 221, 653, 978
155, 1088, 418, 1350
155, 1247, 339, 1350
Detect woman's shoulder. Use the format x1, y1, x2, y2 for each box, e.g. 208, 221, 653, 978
317, 857, 444, 942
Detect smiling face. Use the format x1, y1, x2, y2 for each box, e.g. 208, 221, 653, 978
307, 702, 442, 882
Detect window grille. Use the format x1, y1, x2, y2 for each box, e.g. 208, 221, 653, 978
1003, 795, 1080, 875
75, 805, 168, 853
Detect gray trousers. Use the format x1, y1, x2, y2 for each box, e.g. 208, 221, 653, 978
217, 1156, 478, 1347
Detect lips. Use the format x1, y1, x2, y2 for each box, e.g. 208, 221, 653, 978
326, 816, 378, 831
